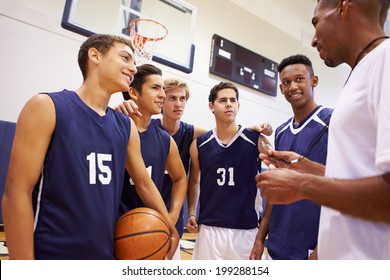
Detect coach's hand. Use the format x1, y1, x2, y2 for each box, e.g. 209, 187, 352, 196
256, 168, 306, 204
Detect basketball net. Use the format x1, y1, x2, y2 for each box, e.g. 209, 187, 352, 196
129, 18, 168, 65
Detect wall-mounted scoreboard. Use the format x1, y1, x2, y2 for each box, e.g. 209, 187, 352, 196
209, 34, 278, 97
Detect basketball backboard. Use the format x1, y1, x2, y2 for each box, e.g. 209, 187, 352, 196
61, 0, 197, 73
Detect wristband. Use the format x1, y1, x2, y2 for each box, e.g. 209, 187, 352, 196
188, 215, 197, 221
290, 155, 305, 164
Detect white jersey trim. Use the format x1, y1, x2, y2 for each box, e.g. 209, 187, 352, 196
33, 169, 44, 231
277, 106, 326, 137
200, 126, 255, 149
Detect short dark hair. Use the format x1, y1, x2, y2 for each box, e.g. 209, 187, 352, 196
318, 0, 389, 18
277, 54, 314, 76
209, 82, 239, 103
317, 0, 339, 8
122, 63, 162, 100
78, 34, 134, 80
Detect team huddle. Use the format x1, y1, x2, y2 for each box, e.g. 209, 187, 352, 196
2, 0, 390, 260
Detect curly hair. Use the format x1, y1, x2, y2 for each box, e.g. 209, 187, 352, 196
277, 54, 314, 76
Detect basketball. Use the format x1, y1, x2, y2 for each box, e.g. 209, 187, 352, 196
114, 207, 171, 260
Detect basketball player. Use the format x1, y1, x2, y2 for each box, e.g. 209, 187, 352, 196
119, 64, 187, 259
151, 78, 207, 259
117, 77, 205, 260
1, 34, 179, 259
116, 77, 273, 259
250, 54, 332, 260
256, 0, 390, 259
186, 82, 272, 260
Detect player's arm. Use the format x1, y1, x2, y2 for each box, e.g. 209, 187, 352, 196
165, 137, 187, 225
125, 119, 179, 259
257, 133, 273, 155
250, 201, 272, 260
256, 129, 325, 176
193, 126, 207, 140
260, 149, 325, 176
113, 99, 142, 117
186, 140, 200, 233
2, 94, 56, 259
249, 122, 273, 136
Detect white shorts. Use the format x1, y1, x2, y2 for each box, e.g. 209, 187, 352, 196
172, 241, 181, 260
192, 225, 258, 260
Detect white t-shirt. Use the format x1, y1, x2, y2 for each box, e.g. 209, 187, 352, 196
318, 39, 390, 259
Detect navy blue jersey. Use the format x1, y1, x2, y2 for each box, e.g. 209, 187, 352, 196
153, 119, 194, 237
153, 119, 194, 174
120, 120, 170, 213
267, 106, 333, 260
197, 126, 261, 229
32, 90, 130, 260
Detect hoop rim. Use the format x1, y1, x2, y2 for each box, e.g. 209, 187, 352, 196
129, 18, 168, 42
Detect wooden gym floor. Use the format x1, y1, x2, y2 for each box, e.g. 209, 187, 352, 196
0, 230, 7, 260
0, 228, 197, 260
179, 230, 197, 260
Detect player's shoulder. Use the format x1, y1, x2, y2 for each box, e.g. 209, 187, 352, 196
317, 106, 333, 115
242, 126, 259, 133
30, 92, 53, 103
150, 118, 161, 127
43, 89, 74, 100
178, 120, 196, 137
110, 107, 132, 129
199, 129, 213, 138
239, 127, 263, 147
196, 129, 213, 145
317, 106, 333, 122
152, 120, 171, 140
275, 117, 293, 135
179, 120, 194, 130
242, 126, 260, 137
22, 92, 59, 116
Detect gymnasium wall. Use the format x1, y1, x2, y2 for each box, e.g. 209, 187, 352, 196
0, 0, 350, 144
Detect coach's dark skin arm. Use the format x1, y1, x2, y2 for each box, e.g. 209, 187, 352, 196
257, 168, 390, 223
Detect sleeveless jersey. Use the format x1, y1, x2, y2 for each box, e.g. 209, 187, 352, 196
32, 90, 130, 259
197, 126, 261, 229
120, 120, 170, 213
153, 119, 194, 237
267, 106, 332, 260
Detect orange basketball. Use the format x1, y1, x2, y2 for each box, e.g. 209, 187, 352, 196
114, 207, 171, 260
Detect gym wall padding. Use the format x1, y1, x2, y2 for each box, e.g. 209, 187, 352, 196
0, 120, 16, 225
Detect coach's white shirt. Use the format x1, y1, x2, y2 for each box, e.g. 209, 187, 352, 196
318, 39, 390, 260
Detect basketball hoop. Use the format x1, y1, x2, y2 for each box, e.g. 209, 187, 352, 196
129, 18, 168, 65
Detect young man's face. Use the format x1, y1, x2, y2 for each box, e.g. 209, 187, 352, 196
279, 64, 317, 110
162, 87, 188, 121
137, 74, 165, 115
99, 42, 137, 93
209, 88, 239, 122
